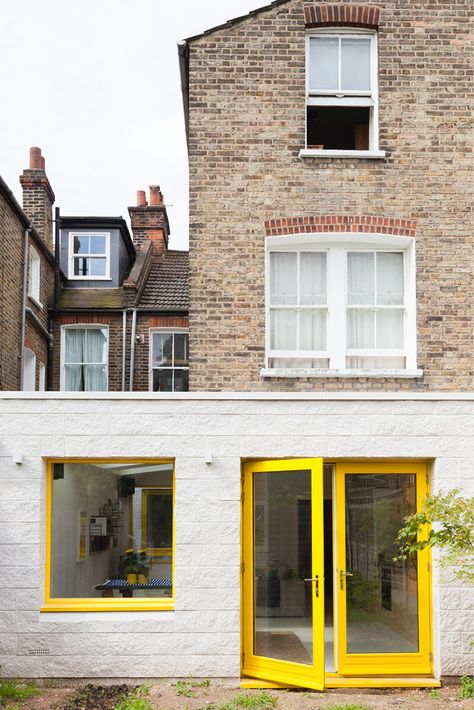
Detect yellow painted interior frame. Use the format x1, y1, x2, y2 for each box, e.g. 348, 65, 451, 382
141, 488, 173, 561
335, 461, 432, 676
42, 458, 175, 612
241, 458, 326, 691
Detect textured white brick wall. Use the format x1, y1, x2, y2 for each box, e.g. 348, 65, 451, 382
0, 395, 472, 678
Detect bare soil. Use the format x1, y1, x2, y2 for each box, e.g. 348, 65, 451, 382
12, 677, 473, 710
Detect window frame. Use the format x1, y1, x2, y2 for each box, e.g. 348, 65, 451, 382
302, 28, 385, 159
68, 231, 111, 281
264, 232, 420, 377
42, 458, 175, 613
60, 324, 109, 392
22, 347, 36, 391
149, 328, 189, 392
28, 245, 42, 306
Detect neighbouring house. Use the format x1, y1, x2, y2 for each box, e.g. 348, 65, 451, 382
0, 0, 472, 690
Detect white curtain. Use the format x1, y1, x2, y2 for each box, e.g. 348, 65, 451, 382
300, 252, 326, 305
377, 252, 404, 305
64, 329, 83, 391
84, 329, 107, 391
270, 310, 297, 350
270, 252, 297, 305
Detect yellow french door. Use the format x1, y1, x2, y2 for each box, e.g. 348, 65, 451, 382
242, 458, 325, 690
335, 462, 433, 676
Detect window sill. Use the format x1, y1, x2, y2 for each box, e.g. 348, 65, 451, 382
261, 368, 423, 379
40, 600, 174, 613
27, 294, 43, 309
299, 149, 386, 159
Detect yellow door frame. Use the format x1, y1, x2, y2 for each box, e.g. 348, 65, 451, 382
241, 458, 325, 690
335, 461, 433, 676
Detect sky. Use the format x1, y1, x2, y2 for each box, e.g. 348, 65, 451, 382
0, 0, 269, 250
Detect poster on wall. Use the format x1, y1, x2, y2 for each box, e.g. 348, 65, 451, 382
78, 511, 87, 561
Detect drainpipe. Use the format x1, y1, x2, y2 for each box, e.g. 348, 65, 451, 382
18, 227, 31, 390
121, 309, 128, 391
48, 206, 61, 391
129, 308, 137, 392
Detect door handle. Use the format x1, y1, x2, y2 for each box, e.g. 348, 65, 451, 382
339, 569, 353, 590
304, 575, 320, 597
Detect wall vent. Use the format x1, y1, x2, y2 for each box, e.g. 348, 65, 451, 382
28, 649, 50, 655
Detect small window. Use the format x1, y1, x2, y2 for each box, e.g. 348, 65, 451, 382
306, 31, 378, 152
38, 362, 46, 391
45, 460, 174, 611
150, 330, 189, 392
61, 326, 108, 391
28, 246, 41, 304
23, 348, 36, 391
68, 232, 110, 279
266, 236, 417, 374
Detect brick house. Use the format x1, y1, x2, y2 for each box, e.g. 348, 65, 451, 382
0, 0, 472, 689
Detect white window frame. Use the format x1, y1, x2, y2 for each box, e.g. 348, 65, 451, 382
38, 361, 46, 391
301, 28, 385, 159
28, 246, 42, 306
60, 324, 109, 391
149, 328, 189, 392
263, 233, 421, 378
23, 347, 36, 391
68, 232, 111, 280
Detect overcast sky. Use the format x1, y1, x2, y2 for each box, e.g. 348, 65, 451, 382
0, 0, 267, 250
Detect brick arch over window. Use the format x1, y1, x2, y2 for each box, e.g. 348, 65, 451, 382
304, 4, 381, 29
264, 216, 417, 237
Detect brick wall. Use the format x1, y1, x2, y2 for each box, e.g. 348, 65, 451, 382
187, 0, 473, 392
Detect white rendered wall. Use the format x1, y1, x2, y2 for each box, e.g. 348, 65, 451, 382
0, 394, 472, 678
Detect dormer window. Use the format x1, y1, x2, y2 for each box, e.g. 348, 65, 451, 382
68, 232, 110, 279
303, 30, 384, 158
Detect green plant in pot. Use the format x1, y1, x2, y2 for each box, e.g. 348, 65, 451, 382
119, 549, 139, 584
137, 549, 150, 584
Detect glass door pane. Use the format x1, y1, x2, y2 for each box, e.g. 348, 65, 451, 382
254, 469, 313, 665
344, 473, 418, 654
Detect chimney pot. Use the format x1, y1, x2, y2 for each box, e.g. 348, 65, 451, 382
29, 147, 43, 170
40, 156, 46, 170
149, 185, 163, 206
136, 190, 147, 207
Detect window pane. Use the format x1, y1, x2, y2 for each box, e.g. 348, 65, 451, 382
65, 329, 85, 364
376, 310, 404, 348
64, 364, 83, 391
173, 369, 189, 392
299, 309, 327, 350
90, 236, 106, 254
300, 252, 327, 305
341, 38, 371, 91
84, 364, 107, 391
50, 462, 173, 600
73, 235, 89, 255
74, 257, 88, 276
309, 37, 339, 91
346, 356, 406, 369
152, 333, 173, 367
270, 253, 297, 305
174, 334, 189, 367
348, 252, 374, 304
90, 258, 107, 277
377, 253, 404, 305
85, 329, 107, 364
153, 369, 173, 392
347, 309, 375, 348
270, 309, 297, 350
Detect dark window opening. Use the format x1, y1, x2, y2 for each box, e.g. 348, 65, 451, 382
307, 107, 370, 150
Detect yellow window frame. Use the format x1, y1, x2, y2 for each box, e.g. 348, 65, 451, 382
42, 458, 175, 612
335, 461, 433, 676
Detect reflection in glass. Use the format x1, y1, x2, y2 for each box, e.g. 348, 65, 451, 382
345, 474, 419, 654
253, 470, 313, 665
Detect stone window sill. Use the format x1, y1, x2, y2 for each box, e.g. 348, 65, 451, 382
299, 149, 386, 159
260, 368, 423, 379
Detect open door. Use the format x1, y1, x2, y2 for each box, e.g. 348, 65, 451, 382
242, 458, 325, 690
335, 462, 432, 676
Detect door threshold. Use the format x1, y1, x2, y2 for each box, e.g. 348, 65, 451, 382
241, 675, 440, 690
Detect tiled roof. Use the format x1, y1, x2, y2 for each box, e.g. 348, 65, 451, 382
58, 289, 124, 310
138, 250, 189, 311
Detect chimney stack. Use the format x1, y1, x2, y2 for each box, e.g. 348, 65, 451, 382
19, 147, 55, 251
128, 185, 170, 255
